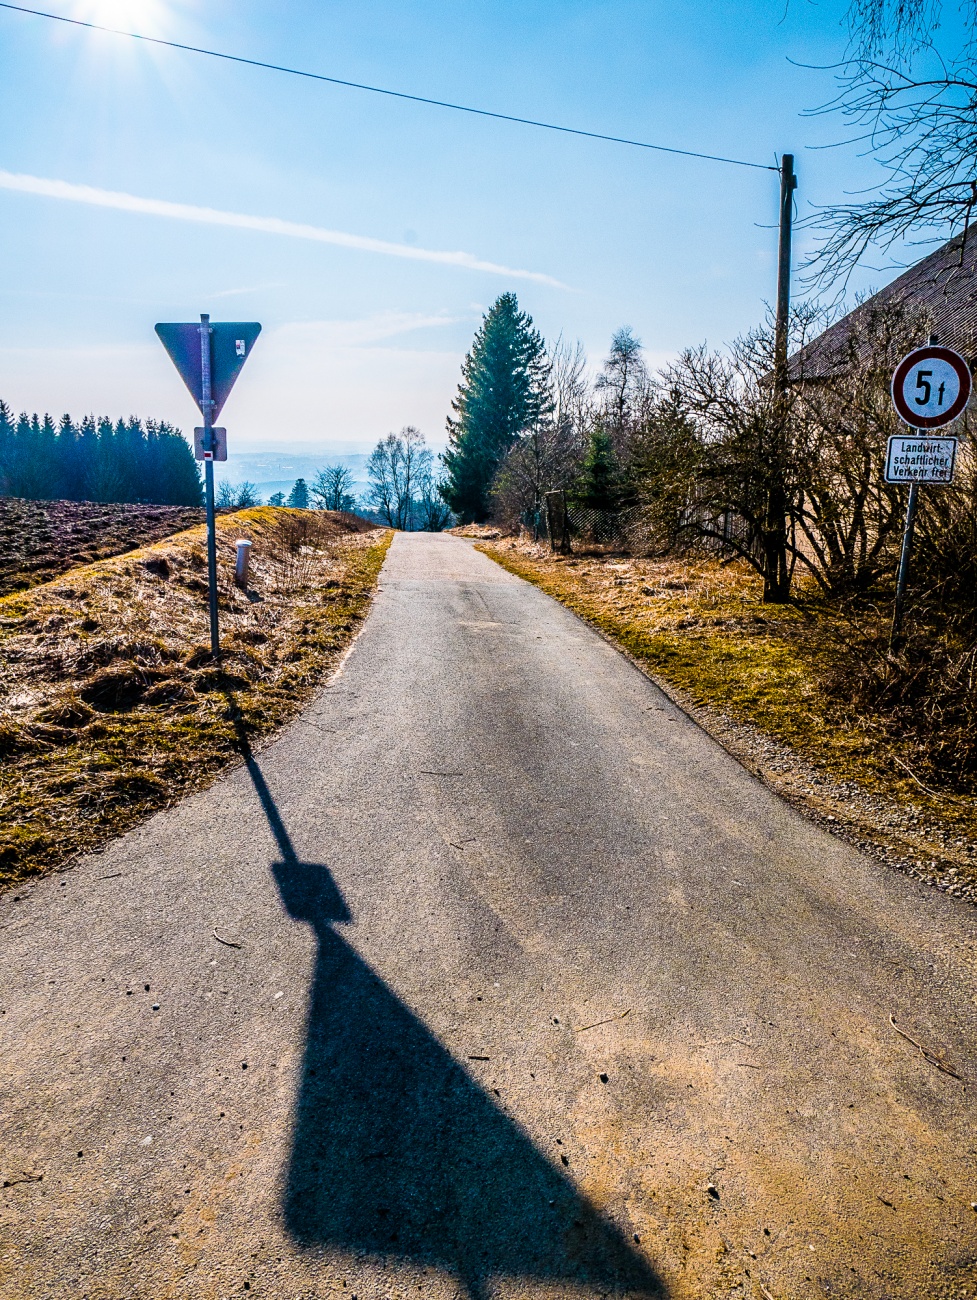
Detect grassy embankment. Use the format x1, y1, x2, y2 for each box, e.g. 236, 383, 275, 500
0, 508, 391, 888
478, 537, 977, 900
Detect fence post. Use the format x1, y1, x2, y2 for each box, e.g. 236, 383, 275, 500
544, 490, 571, 554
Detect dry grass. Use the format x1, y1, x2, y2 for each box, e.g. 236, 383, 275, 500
0, 508, 391, 887
447, 523, 504, 539
479, 538, 977, 900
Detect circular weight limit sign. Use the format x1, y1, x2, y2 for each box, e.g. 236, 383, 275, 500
891, 345, 972, 429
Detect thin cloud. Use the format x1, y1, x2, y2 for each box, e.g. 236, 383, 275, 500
0, 170, 566, 288
210, 281, 286, 299
274, 311, 461, 347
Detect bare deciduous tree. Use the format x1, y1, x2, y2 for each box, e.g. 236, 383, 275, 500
661, 300, 944, 598
791, 300, 926, 592
216, 480, 260, 508
311, 464, 356, 513
550, 335, 590, 443
595, 327, 652, 456
416, 462, 454, 530
627, 387, 705, 551
366, 427, 435, 529
491, 417, 582, 528
809, 0, 977, 283
665, 320, 807, 602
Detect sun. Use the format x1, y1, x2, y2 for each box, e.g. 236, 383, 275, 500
75, 0, 166, 31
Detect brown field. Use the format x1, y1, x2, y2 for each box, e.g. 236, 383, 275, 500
0, 507, 390, 887
0, 497, 218, 597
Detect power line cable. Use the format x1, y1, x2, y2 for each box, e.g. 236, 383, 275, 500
0, 1, 777, 172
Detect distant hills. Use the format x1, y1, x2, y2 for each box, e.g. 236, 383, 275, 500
214, 450, 371, 504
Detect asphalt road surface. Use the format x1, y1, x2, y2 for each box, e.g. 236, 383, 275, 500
2, 532, 976, 1300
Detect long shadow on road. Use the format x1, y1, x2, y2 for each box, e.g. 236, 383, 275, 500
234, 721, 664, 1300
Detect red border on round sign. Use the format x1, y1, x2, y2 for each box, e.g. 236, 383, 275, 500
891, 345, 972, 429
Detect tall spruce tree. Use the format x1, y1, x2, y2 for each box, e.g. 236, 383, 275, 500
0, 402, 12, 495
287, 477, 310, 509
442, 293, 549, 522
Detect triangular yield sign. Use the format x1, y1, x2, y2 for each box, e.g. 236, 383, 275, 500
155, 321, 261, 419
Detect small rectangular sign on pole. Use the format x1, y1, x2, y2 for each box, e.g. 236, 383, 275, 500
193, 427, 227, 462
885, 434, 957, 484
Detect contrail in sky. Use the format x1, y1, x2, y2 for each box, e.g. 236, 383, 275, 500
0, 170, 566, 288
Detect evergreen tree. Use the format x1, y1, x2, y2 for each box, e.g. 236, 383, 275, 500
14, 416, 34, 499
60, 414, 85, 501
0, 401, 13, 494
268, 491, 286, 507
442, 293, 550, 522
144, 421, 204, 506
0, 401, 201, 505
287, 477, 310, 509
36, 415, 59, 499
570, 427, 624, 513
91, 418, 125, 503
77, 416, 99, 500
119, 416, 147, 500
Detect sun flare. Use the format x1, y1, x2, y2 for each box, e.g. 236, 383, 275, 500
75, 0, 166, 31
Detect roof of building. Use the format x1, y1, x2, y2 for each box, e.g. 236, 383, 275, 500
792, 233, 977, 379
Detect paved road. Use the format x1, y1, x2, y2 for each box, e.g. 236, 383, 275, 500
2, 532, 976, 1300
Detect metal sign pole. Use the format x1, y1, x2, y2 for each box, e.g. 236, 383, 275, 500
198, 312, 221, 661
884, 332, 969, 655
155, 315, 260, 660
889, 472, 919, 654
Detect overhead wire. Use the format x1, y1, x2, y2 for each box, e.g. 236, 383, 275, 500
0, 1, 777, 173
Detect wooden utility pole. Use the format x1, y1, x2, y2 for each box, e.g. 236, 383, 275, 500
762, 153, 798, 603
774, 153, 796, 389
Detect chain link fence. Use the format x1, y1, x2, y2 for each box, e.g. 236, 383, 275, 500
521, 490, 758, 558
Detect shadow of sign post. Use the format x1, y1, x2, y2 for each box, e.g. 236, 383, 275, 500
237, 734, 664, 1299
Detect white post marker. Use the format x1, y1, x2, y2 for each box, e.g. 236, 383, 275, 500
887, 341, 971, 649
235, 539, 252, 589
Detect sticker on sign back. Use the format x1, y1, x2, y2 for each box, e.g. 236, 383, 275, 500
885, 434, 957, 483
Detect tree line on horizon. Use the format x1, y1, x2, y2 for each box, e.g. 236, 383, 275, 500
0, 404, 364, 517
0, 400, 203, 506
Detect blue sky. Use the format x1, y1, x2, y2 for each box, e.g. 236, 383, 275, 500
0, 0, 889, 453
